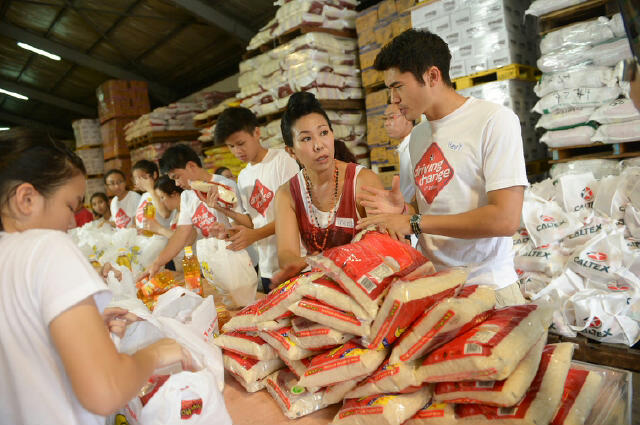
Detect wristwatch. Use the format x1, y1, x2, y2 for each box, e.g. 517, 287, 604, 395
409, 214, 422, 237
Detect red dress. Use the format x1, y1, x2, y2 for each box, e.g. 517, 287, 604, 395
74, 208, 94, 227
289, 163, 362, 252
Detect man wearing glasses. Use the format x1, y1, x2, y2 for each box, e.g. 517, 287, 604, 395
383, 103, 415, 203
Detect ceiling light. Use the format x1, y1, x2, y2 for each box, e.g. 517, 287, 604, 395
17, 42, 61, 61
0, 127, 10, 131
0, 88, 28, 101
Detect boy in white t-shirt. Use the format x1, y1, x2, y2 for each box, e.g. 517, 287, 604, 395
104, 169, 140, 229
358, 29, 529, 306
145, 144, 243, 277
213, 107, 300, 292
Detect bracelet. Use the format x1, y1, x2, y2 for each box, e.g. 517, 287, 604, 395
409, 214, 422, 237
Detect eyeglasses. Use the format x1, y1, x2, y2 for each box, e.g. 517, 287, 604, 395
106, 180, 124, 186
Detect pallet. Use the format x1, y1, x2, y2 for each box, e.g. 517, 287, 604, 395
126, 130, 202, 150
539, 0, 618, 35
452, 64, 541, 91
548, 140, 640, 163
194, 115, 217, 129
244, 25, 356, 59
547, 333, 640, 373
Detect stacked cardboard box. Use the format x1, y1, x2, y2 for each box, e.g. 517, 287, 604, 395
72, 118, 106, 202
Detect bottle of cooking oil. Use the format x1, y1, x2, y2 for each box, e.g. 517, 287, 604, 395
142, 202, 156, 237
182, 246, 203, 296
89, 254, 102, 274
116, 248, 132, 271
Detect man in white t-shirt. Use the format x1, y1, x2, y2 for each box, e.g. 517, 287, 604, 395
213, 107, 300, 292
358, 29, 529, 306
145, 144, 242, 277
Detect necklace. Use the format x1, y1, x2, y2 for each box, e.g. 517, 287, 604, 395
302, 165, 339, 252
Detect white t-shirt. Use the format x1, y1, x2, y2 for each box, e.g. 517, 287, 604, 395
396, 133, 416, 203
0, 229, 111, 425
110, 191, 141, 229
408, 97, 529, 289
178, 174, 243, 238
237, 149, 300, 278
134, 192, 171, 229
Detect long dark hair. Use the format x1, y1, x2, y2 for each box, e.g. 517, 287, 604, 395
0, 128, 86, 230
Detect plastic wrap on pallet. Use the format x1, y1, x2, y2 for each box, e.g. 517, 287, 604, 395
591, 119, 640, 144
525, 0, 590, 17
540, 126, 597, 148
537, 45, 592, 73
609, 13, 627, 38
540, 17, 614, 55
588, 38, 634, 67
534, 66, 616, 98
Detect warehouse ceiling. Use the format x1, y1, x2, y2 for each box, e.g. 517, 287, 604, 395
0, 0, 277, 137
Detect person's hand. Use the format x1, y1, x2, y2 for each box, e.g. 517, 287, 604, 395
271, 260, 308, 286
356, 213, 412, 241
358, 176, 406, 215
143, 217, 162, 234
140, 260, 162, 281
145, 338, 194, 372
101, 263, 122, 281
208, 222, 228, 240
102, 307, 140, 338
137, 175, 155, 193
225, 224, 258, 251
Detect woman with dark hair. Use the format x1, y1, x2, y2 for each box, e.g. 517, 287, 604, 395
104, 169, 140, 229
132, 160, 171, 233
0, 129, 192, 424
272, 92, 384, 284
90, 192, 111, 226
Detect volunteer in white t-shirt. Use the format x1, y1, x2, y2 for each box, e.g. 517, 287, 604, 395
358, 29, 529, 306
132, 159, 171, 231
384, 103, 415, 203
211, 107, 300, 292
0, 130, 191, 425
105, 169, 141, 229
144, 144, 242, 278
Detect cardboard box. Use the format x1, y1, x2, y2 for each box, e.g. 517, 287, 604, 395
429, 15, 451, 35
101, 117, 136, 160
378, 170, 398, 189
449, 60, 466, 79
396, 0, 417, 13
392, 13, 412, 37
370, 146, 390, 163
374, 20, 395, 46
361, 68, 384, 87
96, 80, 150, 123
365, 89, 388, 110
359, 46, 381, 70
378, 0, 397, 20
356, 5, 379, 34
411, 1, 441, 28
357, 28, 376, 49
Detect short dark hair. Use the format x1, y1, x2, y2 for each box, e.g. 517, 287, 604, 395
159, 144, 201, 174
132, 159, 158, 179
214, 166, 230, 175
154, 175, 182, 196
104, 169, 126, 183
374, 29, 452, 86
214, 107, 259, 145
0, 128, 86, 230
281, 92, 333, 147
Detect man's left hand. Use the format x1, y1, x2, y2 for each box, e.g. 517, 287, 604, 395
226, 224, 258, 251
356, 213, 412, 241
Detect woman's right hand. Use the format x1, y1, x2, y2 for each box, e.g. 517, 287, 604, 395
143, 217, 162, 234
146, 338, 194, 371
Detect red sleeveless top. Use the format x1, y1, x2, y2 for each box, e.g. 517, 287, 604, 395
289, 162, 362, 252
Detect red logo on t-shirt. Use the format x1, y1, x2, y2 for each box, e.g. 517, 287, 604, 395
115, 208, 131, 228
414, 143, 454, 204
191, 203, 217, 237
249, 179, 274, 216
136, 199, 149, 224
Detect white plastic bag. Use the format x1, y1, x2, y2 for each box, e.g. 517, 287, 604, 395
540, 126, 596, 148
593, 175, 628, 221
556, 172, 597, 219
134, 235, 169, 270
537, 45, 592, 73
540, 17, 614, 55
196, 238, 258, 307
588, 38, 633, 67
522, 194, 583, 247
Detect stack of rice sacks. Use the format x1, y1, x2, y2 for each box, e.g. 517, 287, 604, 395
531, 13, 638, 149
214, 229, 605, 425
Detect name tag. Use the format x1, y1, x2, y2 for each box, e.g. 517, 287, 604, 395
335, 217, 354, 229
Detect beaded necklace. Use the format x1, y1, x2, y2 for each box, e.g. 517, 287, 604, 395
302, 164, 340, 252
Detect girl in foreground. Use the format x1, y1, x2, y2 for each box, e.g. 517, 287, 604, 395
273, 92, 384, 284
0, 130, 190, 424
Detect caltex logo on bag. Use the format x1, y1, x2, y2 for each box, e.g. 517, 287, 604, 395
540, 215, 555, 222
581, 187, 594, 201
586, 252, 608, 262
589, 316, 602, 329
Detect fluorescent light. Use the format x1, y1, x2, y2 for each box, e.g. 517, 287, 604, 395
0, 127, 10, 131
17, 42, 61, 61
0, 88, 28, 101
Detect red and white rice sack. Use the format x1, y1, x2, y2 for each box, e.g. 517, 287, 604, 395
265, 369, 327, 419
454, 343, 574, 424
390, 285, 495, 363
222, 350, 284, 391
290, 316, 354, 350
346, 359, 421, 398
213, 331, 279, 360
258, 325, 315, 361
433, 333, 547, 406
222, 300, 292, 333
282, 356, 313, 379
289, 298, 372, 337
551, 368, 603, 425
227, 370, 268, 393
366, 268, 467, 350
306, 231, 427, 318
297, 274, 371, 319
416, 304, 552, 383
255, 272, 322, 322
331, 386, 432, 425
404, 401, 457, 425
297, 341, 388, 388
322, 376, 369, 405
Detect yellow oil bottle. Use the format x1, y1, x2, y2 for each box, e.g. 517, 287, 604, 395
182, 246, 203, 296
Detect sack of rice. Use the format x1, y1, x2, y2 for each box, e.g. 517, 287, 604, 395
259, 325, 315, 361
289, 298, 372, 337
265, 369, 327, 419
213, 331, 279, 360
290, 316, 354, 350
